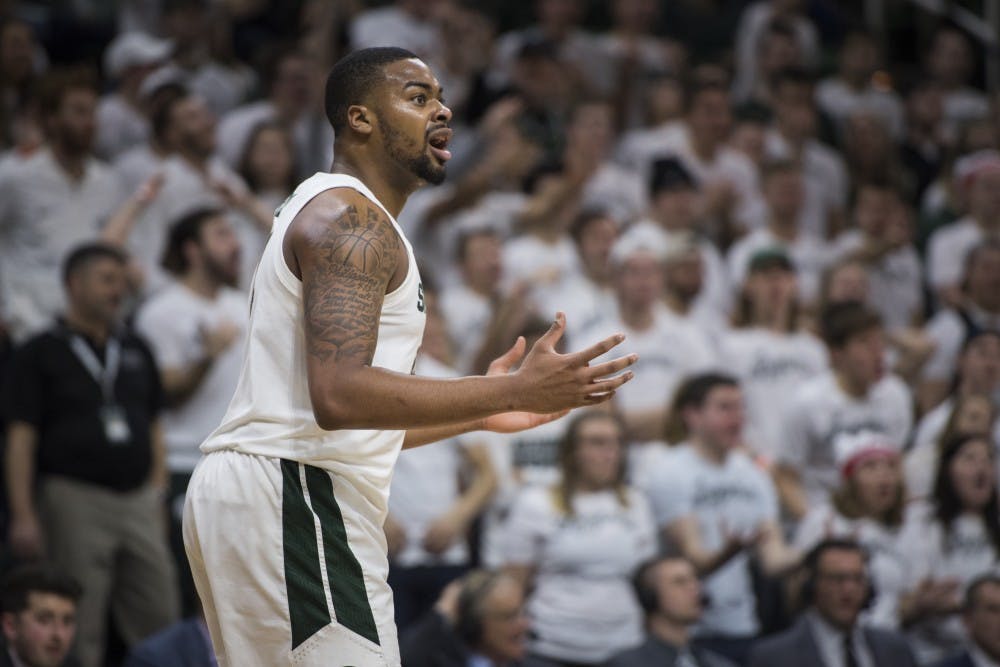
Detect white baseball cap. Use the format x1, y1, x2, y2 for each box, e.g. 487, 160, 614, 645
104, 32, 173, 79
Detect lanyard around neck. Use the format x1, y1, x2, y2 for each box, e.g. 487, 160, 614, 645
68, 335, 121, 403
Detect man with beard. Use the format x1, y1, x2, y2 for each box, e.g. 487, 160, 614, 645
182, 46, 636, 667
135, 207, 247, 616
4, 244, 178, 667
0, 68, 123, 343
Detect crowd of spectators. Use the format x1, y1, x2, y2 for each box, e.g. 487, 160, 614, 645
1, 0, 999, 665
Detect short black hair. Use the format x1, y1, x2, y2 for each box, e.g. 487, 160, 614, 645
820, 300, 882, 349
1, 564, 82, 614
162, 207, 227, 275
673, 372, 739, 413
324, 47, 419, 135
454, 226, 499, 264
965, 572, 1000, 611
36, 66, 99, 118
803, 537, 868, 574
62, 243, 127, 286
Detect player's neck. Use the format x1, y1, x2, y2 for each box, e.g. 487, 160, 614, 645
330, 152, 415, 218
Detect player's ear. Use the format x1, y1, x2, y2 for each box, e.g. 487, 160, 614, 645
347, 104, 373, 136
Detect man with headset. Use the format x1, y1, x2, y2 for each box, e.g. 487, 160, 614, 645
748, 538, 917, 667
608, 556, 736, 667
399, 569, 529, 666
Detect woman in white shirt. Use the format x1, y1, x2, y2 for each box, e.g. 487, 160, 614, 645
899, 433, 1000, 663
501, 410, 657, 666
794, 431, 911, 629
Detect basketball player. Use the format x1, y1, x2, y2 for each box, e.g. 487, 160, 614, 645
182, 47, 638, 667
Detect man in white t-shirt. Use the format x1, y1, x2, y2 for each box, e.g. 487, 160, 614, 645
571, 226, 717, 442
640, 373, 800, 665
832, 182, 923, 332
775, 301, 913, 519
616, 78, 764, 235
134, 207, 247, 614
439, 227, 503, 374
763, 68, 849, 240
727, 159, 831, 304
926, 150, 1000, 306
816, 30, 904, 141
0, 69, 124, 343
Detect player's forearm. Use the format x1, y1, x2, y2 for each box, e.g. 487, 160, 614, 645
313, 367, 525, 431
5, 422, 38, 518
403, 420, 483, 449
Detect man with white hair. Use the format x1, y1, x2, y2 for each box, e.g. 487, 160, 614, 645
569, 224, 717, 442
927, 150, 1000, 306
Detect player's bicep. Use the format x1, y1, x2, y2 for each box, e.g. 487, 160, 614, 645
295, 201, 399, 380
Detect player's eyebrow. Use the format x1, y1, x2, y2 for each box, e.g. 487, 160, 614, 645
403, 81, 444, 98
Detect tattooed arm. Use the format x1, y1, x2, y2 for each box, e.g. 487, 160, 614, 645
286, 189, 637, 432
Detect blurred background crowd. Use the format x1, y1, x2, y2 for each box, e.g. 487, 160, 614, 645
0, 0, 999, 666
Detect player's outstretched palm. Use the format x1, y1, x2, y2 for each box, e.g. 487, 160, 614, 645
514, 312, 637, 413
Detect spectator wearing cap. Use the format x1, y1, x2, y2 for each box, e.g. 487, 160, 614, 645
932, 574, 1000, 667
774, 301, 913, 520
727, 159, 832, 305
720, 248, 828, 463
763, 68, 849, 240
906, 331, 1000, 498
0, 68, 124, 343
216, 49, 331, 180
899, 434, 1000, 662
639, 373, 799, 665
569, 225, 716, 443
921, 240, 1000, 412
793, 431, 913, 629
832, 183, 923, 334
616, 76, 764, 238
3, 243, 178, 667
1, 564, 82, 667
96, 32, 173, 160
927, 150, 1000, 307
747, 539, 917, 667
607, 556, 737, 667
659, 230, 729, 342
641, 157, 732, 318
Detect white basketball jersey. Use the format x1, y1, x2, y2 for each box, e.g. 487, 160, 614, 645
202, 172, 426, 514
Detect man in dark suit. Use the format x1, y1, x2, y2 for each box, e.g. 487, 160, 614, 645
608, 556, 736, 667
0, 564, 82, 667
932, 573, 1000, 667
748, 538, 917, 667
123, 610, 215, 667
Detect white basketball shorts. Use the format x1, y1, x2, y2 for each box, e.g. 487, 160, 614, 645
183, 450, 399, 666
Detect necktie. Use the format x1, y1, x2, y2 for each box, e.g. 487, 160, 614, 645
844, 634, 860, 667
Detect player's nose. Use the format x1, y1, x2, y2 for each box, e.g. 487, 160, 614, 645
435, 102, 452, 124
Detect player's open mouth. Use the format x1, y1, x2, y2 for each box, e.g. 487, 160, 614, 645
428, 127, 452, 162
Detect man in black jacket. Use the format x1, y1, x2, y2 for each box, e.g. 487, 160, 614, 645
932, 573, 1000, 667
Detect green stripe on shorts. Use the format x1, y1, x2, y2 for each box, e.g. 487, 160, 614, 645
304, 465, 381, 647
281, 459, 330, 649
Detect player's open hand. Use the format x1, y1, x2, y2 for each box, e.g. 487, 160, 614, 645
512, 312, 636, 413
481, 337, 570, 433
